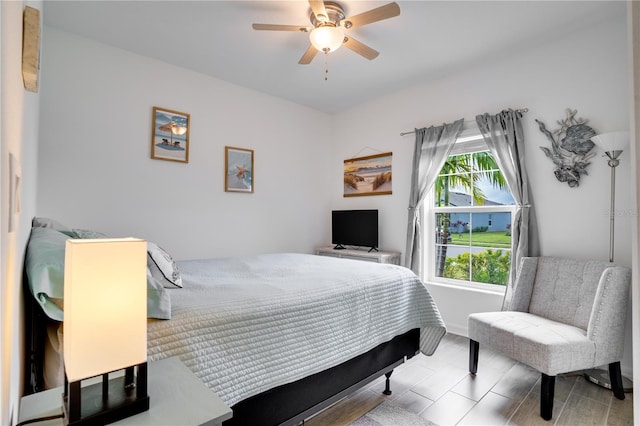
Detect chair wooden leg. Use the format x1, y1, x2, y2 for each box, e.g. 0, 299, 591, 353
540, 373, 555, 421
469, 339, 479, 374
609, 361, 625, 400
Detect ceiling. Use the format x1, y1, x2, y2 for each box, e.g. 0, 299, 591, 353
42, 1, 626, 114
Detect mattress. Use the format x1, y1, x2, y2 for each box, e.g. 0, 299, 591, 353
145, 253, 446, 407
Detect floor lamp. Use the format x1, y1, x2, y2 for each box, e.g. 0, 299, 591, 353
585, 131, 632, 391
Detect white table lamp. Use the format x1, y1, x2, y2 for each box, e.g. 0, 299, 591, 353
63, 238, 149, 425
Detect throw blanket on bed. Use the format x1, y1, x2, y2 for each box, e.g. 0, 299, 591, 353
146, 253, 446, 407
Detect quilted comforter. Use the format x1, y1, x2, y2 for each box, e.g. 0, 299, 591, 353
146, 253, 446, 407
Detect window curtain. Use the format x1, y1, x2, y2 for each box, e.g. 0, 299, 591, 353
405, 119, 464, 277
476, 109, 540, 309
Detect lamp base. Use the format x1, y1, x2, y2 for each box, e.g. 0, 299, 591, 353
63, 363, 149, 426
583, 368, 633, 393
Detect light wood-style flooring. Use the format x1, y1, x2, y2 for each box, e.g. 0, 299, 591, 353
306, 333, 633, 425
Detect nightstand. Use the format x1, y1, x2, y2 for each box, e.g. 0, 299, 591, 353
18, 357, 232, 426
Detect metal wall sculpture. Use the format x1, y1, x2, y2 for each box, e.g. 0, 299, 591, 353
537, 108, 596, 188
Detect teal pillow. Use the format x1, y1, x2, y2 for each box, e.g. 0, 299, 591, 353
25, 227, 171, 321
32, 216, 77, 237
72, 228, 109, 239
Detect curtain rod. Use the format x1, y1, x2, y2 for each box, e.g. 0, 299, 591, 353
399, 108, 529, 136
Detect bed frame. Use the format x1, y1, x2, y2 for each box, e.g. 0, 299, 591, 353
25, 289, 420, 426
226, 328, 420, 426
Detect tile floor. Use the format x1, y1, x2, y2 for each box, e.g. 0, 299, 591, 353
307, 333, 633, 425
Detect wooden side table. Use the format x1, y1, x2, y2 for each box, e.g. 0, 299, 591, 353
18, 357, 232, 426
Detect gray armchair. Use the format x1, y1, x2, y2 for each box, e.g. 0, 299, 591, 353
468, 256, 631, 420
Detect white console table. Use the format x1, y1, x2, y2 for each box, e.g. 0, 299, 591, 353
315, 246, 401, 265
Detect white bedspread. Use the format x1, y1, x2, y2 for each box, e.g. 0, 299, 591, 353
146, 253, 446, 407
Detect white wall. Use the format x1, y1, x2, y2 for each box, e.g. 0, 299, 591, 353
32, 0, 635, 400
1, 1, 41, 424
38, 28, 332, 260
332, 15, 633, 374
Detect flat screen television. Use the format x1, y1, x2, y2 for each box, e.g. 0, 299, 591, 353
331, 209, 378, 252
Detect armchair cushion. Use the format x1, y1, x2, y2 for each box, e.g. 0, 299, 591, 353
468, 311, 595, 376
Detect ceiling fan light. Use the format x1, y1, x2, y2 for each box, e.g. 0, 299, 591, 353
309, 26, 344, 53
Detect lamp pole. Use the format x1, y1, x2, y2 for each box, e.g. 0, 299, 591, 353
604, 149, 622, 263
583, 145, 632, 392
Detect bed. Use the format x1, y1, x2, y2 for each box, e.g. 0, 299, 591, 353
24, 220, 447, 425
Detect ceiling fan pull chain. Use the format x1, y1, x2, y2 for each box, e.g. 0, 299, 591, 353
324, 52, 329, 81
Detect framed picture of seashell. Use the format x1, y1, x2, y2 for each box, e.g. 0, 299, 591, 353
225, 146, 254, 193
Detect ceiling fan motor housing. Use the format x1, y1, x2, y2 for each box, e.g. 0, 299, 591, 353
310, 1, 346, 28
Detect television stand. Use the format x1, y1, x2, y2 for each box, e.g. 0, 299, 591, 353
315, 247, 401, 265
332, 245, 377, 252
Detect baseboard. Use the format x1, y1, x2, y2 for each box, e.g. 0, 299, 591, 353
443, 323, 468, 337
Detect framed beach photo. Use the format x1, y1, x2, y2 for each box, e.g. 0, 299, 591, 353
225, 146, 254, 193
344, 152, 392, 197
151, 106, 190, 163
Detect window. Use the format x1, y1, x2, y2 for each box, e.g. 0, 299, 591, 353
427, 134, 515, 290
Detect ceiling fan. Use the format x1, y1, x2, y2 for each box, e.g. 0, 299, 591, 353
252, 1, 400, 65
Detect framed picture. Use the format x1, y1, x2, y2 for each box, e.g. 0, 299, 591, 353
151, 106, 190, 163
22, 6, 40, 93
225, 146, 254, 193
344, 152, 392, 197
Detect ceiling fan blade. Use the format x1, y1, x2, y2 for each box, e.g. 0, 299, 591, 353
343, 2, 400, 29
308, 0, 329, 22
343, 36, 379, 60
252, 23, 309, 32
298, 45, 318, 64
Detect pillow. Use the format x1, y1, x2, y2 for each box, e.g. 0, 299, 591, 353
147, 242, 183, 288
32, 217, 76, 237
25, 227, 171, 321
72, 228, 109, 239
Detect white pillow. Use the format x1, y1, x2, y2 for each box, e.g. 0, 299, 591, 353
147, 242, 182, 288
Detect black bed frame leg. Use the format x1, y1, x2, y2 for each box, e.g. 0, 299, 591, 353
383, 371, 393, 395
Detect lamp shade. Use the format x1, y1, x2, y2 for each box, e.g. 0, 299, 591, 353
63, 238, 147, 382
592, 131, 629, 153
309, 25, 344, 53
